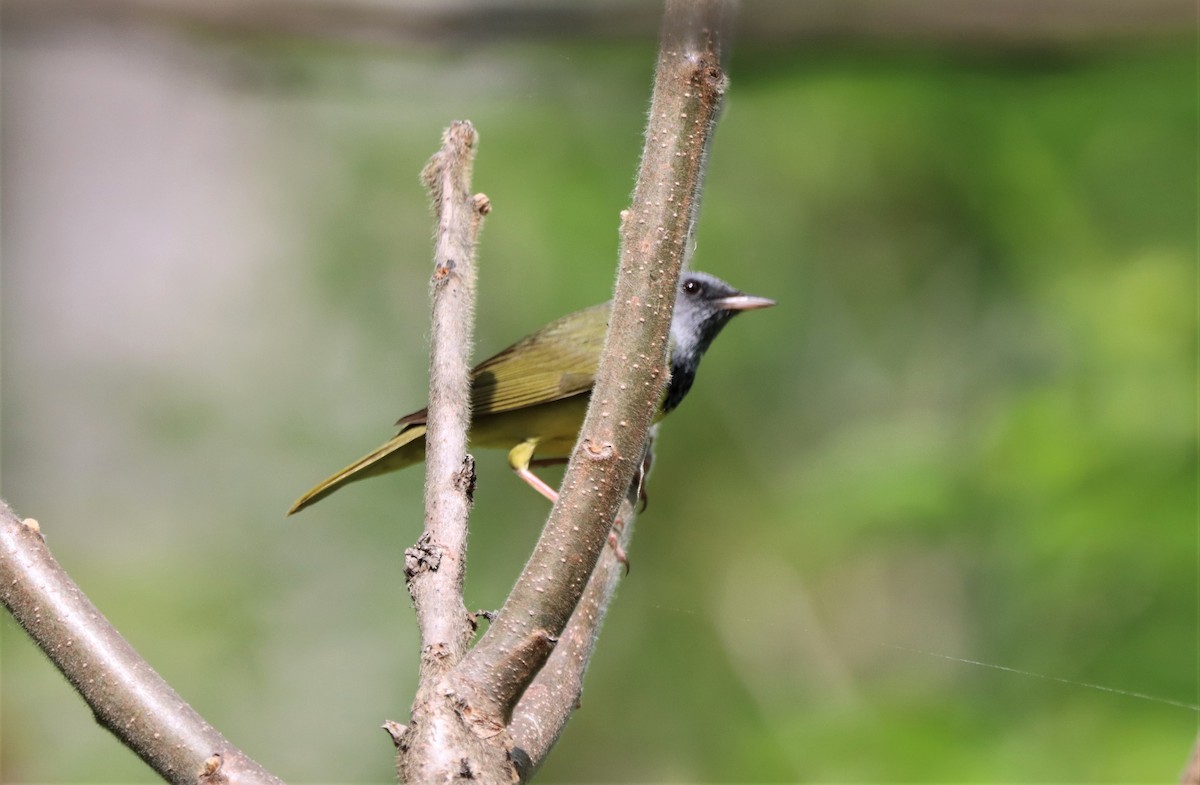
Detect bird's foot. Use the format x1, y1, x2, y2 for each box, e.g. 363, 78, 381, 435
607, 517, 630, 575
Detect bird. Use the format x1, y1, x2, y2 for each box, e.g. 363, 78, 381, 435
287, 271, 774, 515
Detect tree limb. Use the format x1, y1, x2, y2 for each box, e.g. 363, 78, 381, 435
395, 121, 494, 782
408, 119, 487, 680
509, 432, 654, 777
451, 0, 729, 737
0, 499, 283, 785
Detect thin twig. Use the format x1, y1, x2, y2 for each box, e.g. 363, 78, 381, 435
0, 499, 283, 785
452, 0, 730, 729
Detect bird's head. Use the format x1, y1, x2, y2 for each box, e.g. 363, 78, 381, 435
671, 271, 775, 362
663, 271, 775, 413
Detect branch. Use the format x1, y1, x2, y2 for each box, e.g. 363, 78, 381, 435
509, 432, 654, 777
395, 121, 492, 781
0, 499, 283, 785
408, 120, 488, 679
395, 4, 730, 778
452, 0, 730, 728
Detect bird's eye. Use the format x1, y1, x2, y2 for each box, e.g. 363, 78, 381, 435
683, 279, 703, 297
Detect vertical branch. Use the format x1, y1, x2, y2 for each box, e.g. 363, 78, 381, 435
397, 4, 733, 779
452, 0, 730, 725
395, 121, 496, 783
408, 120, 489, 676
0, 501, 284, 785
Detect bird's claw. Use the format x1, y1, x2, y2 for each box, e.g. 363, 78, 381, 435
607, 518, 630, 575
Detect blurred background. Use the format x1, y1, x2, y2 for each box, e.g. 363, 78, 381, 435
1, 0, 1195, 781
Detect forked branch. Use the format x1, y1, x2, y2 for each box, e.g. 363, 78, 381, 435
445, 0, 732, 772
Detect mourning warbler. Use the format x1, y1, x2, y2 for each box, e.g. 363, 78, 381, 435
288, 271, 774, 514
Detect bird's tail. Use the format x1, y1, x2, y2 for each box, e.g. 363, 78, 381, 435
287, 425, 427, 515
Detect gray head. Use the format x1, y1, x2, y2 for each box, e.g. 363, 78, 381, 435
663, 271, 775, 413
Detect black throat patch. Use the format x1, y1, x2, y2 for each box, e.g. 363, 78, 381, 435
662, 354, 700, 414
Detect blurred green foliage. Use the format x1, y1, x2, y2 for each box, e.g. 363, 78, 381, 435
1, 24, 1194, 784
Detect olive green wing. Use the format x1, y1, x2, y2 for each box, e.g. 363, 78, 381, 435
469, 301, 609, 416
394, 301, 610, 428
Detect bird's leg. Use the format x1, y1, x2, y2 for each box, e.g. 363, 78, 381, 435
607, 433, 656, 573
509, 440, 629, 569
607, 519, 630, 574
629, 441, 655, 512
517, 469, 560, 503
508, 439, 560, 503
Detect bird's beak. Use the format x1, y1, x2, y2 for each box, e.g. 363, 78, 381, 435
715, 293, 776, 312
